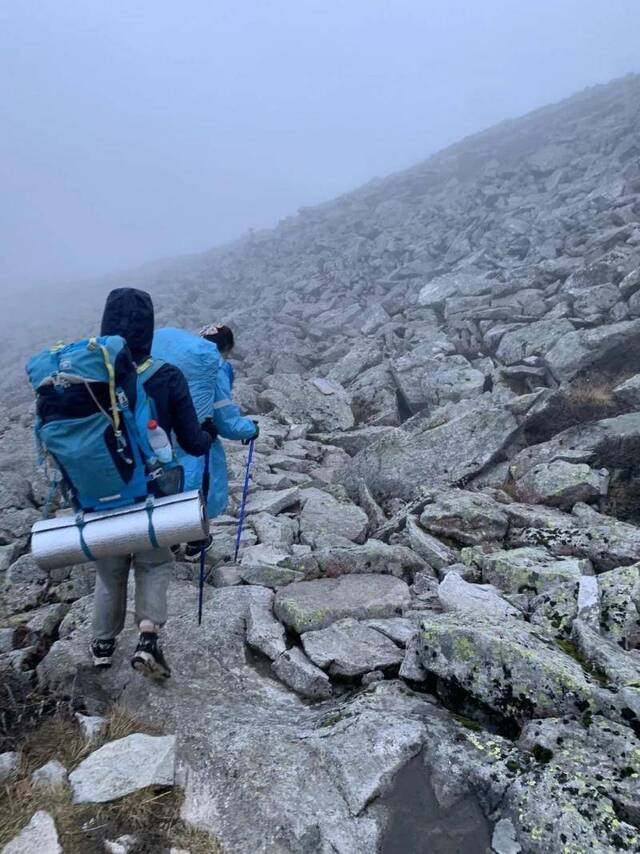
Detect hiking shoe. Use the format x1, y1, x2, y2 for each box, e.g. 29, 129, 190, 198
131, 632, 171, 680
91, 638, 116, 669
183, 534, 213, 562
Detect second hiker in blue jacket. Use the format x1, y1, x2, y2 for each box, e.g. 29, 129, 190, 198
183, 323, 258, 560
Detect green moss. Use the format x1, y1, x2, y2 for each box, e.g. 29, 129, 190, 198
532, 744, 554, 764
555, 639, 581, 660
454, 635, 476, 661
318, 713, 343, 728
554, 639, 609, 686
452, 713, 482, 732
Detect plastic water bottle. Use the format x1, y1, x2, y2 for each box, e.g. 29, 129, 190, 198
147, 420, 173, 463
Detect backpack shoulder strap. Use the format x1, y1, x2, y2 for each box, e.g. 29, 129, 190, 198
134, 358, 167, 429
136, 357, 166, 384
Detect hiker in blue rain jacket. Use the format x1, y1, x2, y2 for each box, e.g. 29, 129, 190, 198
182, 323, 258, 561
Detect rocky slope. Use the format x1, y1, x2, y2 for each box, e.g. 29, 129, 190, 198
2, 74, 640, 852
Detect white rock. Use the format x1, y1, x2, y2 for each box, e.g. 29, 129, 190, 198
250, 512, 297, 548
272, 647, 333, 699
301, 618, 404, 677
31, 759, 68, 789
311, 377, 341, 395
246, 598, 287, 661
299, 487, 368, 546
246, 487, 300, 516
492, 817, 521, 854
104, 836, 137, 854
75, 712, 108, 742
439, 572, 524, 621
240, 544, 291, 568
577, 575, 600, 627
0, 751, 20, 783
405, 517, 457, 569
69, 734, 176, 804
2, 811, 61, 854
613, 372, 640, 407
399, 635, 429, 681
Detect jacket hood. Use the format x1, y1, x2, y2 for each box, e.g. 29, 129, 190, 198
101, 288, 154, 362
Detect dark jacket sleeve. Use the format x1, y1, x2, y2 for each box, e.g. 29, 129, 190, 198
167, 367, 212, 457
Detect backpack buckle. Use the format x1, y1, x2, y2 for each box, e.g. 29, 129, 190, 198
52, 373, 70, 390
114, 431, 133, 465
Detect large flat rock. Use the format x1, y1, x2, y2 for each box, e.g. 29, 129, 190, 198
571, 618, 640, 687
298, 487, 368, 546
513, 460, 607, 510
477, 546, 586, 595
258, 374, 355, 432
420, 489, 509, 546
274, 574, 411, 633
301, 618, 404, 676
290, 538, 425, 580
341, 404, 518, 502
545, 319, 640, 382
69, 734, 176, 803
417, 611, 600, 723
245, 487, 300, 516
272, 647, 333, 699
437, 572, 522, 621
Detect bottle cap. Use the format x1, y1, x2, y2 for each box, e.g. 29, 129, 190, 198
147, 419, 158, 430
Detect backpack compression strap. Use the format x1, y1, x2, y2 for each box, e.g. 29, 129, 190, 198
93, 338, 121, 437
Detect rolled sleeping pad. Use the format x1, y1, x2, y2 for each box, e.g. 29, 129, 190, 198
30, 490, 208, 571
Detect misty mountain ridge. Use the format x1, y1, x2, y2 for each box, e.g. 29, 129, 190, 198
7, 72, 640, 395
3, 73, 640, 853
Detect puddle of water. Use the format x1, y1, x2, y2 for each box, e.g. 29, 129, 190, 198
380, 756, 492, 854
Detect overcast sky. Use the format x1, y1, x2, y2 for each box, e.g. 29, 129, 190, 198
1, 0, 639, 290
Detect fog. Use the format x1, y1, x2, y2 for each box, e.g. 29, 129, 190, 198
1, 0, 639, 292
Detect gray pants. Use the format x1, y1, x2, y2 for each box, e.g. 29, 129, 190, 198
92, 548, 173, 640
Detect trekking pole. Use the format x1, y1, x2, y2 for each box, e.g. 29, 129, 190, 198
198, 451, 211, 626
233, 438, 255, 563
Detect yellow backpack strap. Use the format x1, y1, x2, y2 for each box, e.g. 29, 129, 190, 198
93, 339, 121, 435
136, 357, 154, 375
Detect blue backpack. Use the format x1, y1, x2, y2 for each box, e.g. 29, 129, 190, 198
152, 327, 221, 502
26, 335, 178, 512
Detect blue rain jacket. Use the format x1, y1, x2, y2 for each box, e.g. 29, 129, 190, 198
151, 327, 255, 518
208, 361, 257, 516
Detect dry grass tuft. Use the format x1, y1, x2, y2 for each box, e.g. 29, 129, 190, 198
21, 713, 92, 772
0, 671, 58, 753
19, 703, 161, 776
0, 773, 83, 850
605, 474, 640, 525
525, 373, 622, 444
0, 707, 220, 853
567, 375, 618, 408
104, 704, 162, 743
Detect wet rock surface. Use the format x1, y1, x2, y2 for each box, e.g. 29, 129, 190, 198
5, 74, 640, 852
